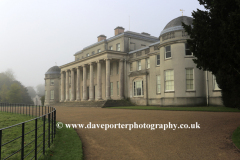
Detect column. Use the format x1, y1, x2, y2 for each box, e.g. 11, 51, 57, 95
82, 64, 87, 100
76, 66, 81, 101
105, 59, 110, 100
70, 68, 75, 101
65, 70, 69, 101
97, 60, 102, 100
119, 59, 124, 99
61, 71, 65, 102
89, 62, 94, 101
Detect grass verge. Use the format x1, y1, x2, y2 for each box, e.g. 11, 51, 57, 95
41, 125, 83, 160
232, 126, 240, 150
106, 106, 240, 112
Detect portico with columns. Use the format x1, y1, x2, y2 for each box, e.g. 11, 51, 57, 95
60, 52, 126, 102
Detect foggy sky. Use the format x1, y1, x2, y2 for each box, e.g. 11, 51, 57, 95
0, 0, 205, 89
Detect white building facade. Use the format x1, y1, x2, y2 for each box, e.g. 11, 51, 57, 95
45, 16, 222, 106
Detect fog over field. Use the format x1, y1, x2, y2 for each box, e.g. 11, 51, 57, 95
0, 0, 205, 87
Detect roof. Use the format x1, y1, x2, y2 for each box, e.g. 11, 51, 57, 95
129, 41, 160, 54
45, 66, 61, 75
160, 16, 193, 36
74, 31, 159, 56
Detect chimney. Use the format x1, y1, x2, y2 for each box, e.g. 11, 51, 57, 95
97, 35, 106, 42
114, 26, 125, 36
141, 32, 151, 36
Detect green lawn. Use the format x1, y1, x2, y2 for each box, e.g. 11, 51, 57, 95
0, 112, 48, 159
232, 127, 240, 150
107, 106, 240, 112
0, 111, 83, 160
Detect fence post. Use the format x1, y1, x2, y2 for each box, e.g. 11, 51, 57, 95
35, 119, 37, 160
43, 115, 46, 155
48, 113, 50, 148
21, 123, 25, 160
0, 130, 2, 159
54, 110, 56, 138
39, 105, 40, 117
52, 111, 53, 143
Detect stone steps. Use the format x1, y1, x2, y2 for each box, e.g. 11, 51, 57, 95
103, 100, 135, 107
52, 99, 134, 108
52, 101, 107, 108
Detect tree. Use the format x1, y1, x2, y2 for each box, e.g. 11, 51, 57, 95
4, 68, 16, 81
36, 84, 45, 96
26, 86, 37, 98
40, 95, 45, 106
0, 84, 9, 102
7, 83, 22, 103
182, 0, 240, 108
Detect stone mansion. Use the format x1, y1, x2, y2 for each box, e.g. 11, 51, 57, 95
44, 16, 222, 106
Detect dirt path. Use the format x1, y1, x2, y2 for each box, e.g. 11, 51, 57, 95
54, 106, 240, 160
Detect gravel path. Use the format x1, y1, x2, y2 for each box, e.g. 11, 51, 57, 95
54, 106, 240, 160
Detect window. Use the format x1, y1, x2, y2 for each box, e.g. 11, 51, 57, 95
50, 79, 54, 86
110, 62, 113, 75
130, 63, 133, 71
185, 43, 192, 56
137, 60, 141, 70
45, 80, 46, 86
86, 53, 89, 57
213, 75, 220, 90
92, 51, 95, 55
157, 75, 161, 93
116, 43, 120, 51
133, 80, 143, 96
110, 82, 113, 96
165, 46, 171, 59
98, 49, 101, 53
186, 69, 194, 90
165, 70, 174, 91
109, 46, 113, 50
116, 62, 119, 74
45, 90, 47, 99
50, 90, 54, 100
146, 58, 150, 69
156, 54, 160, 65
117, 81, 119, 96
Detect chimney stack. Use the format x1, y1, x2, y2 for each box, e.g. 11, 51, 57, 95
141, 32, 151, 36
114, 26, 125, 36
97, 35, 106, 42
